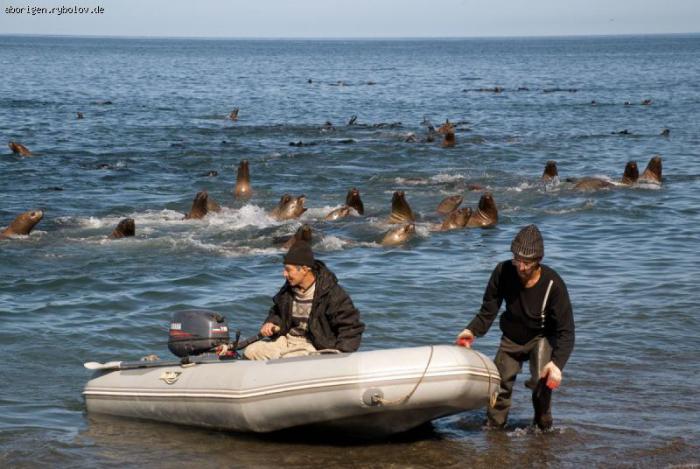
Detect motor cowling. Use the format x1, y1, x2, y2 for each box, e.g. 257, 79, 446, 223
168, 310, 230, 358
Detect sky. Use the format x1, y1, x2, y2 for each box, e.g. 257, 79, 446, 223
1, 0, 699, 38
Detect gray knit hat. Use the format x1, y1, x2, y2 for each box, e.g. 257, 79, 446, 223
283, 241, 315, 267
511, 224, 544, 259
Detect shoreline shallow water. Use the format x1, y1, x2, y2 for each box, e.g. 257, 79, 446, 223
1, 34, 699, 467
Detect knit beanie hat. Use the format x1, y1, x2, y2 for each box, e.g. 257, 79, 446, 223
283, 241, 315, 267
511, 224, 544, 259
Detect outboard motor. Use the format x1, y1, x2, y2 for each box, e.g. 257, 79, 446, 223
168, 310, 230, 358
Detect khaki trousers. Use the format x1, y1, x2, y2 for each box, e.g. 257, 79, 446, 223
487, 335, 554, 430
243, 334, 317, 360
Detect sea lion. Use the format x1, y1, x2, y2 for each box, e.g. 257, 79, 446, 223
110, 218, 135, 238
620, 161, 639, 185
325, 206, 351, 221
388, 191, 415, 224
437, 120, 455, 135
184, 191, 220, 219
321, 121, 335, 131
347, 115, 358, 126
466, 192, 498, 228
229, 108, 239, 121
436, 195, 463, 215
573, 177, 614, 191
1, 210, 43, 238
639, 155, 662, 184
442, 131, 456, 148
280, 224, 313, 250
234, 160, 252, 199
542, 161, 559, 181
346, 188, 364, 215
440, 208, 472, 231
660, 128, 670, 137
381, 223, 415, 246
77, 112, 84, 119
8, 141, 32, 156
641, 99, 653, 106
270, 194, 307, 220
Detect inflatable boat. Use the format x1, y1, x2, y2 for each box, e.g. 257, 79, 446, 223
83, 310, 500, 437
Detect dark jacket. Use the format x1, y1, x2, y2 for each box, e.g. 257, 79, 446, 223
264, 260, 365, 352
466, 260, 575, 369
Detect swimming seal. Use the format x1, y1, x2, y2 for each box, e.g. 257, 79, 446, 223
8, 141, 32, 156
440, 208, 472, 231
1, 210, 43, 238
388, 191, 415, 224
436, 195, 463, 215
277, 224, 313, 250
184, 191, 220, 219
110, 218, 135, 238
325, 206, 351, 221
229, 108, 239, 121
270, 194, 307, 221
639, 155, 662, 184
542, 161, 559, 181
233, 160, 252, 199
573, 177, 614, 191
346, 188, 364, 215
381, 223, 415, 246
620, 161, 639, 185
437, 120, 455, 135
466, 192, 498, 228
442, 131, 456, 148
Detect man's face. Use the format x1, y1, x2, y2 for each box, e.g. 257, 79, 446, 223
283, 264, 310, 287
512, 256, 540, 283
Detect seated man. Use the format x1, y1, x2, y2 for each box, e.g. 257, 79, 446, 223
244, 241, 365, 360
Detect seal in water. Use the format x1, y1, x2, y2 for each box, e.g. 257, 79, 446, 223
325, 206, 351, 221
437, 120, 455, 135
440, 208, 472, 231
442, 131, 456, 148
466, 192, 498, 228
8, 141, 32, 156
436, 195, 463, 215
639, 155, 662, 184
229, 108, 239, 121
275, 224, 313, 250
573, 177, 614, 191
110, 218, 135, 238
233, 160, 252, 198
620, 161, 639, 185
270, 194, 307, 220
1, 210, 43, 238
542, 161, 559, 181
388, 191, 415, 224
346, 188, 364, 215
184, 191, 220, 219
381, 223, 415, 246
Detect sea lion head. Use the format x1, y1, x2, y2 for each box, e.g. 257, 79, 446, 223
2, 209, 43, 237
272, 194, 307, 220
184, 191, 210, 219
440, 207, 472, 231
436, 195, 463, 215
325, 205, 351, 221
640, 155, 662, 183
346, 188, 364, 215
281, 224, 313, 249
234, 159, 252, 198
467, 192, 498, 228
111, 218, 135, 238
621, 161, 639, 185
437, 120, 454, 135
8, 141, 32, 156
381, 223, 415, 246
442, 132, 456, 148
542, 161, 559, 180
389, 191, 415, 224
229, 107, 239, 121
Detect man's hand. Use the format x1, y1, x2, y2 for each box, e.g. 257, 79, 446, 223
260, 322, 281, 337
541, 361, 562, 389
455, 328, 475, 348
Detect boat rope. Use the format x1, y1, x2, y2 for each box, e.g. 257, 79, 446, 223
279, 348, 341, 357
472, 349, 498, 408
372, 345, 434, 407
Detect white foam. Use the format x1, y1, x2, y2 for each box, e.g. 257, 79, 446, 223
318, 235, 350, 251
430, 173, 465, 183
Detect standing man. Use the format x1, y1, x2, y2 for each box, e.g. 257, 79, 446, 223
245, 241, 365, 360
456, 225, 574, 430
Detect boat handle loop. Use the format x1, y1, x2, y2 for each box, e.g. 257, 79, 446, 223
371, 345, 435, 407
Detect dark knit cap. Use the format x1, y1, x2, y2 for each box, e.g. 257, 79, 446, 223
283, 241, 315, 267
511, 224, 544, 259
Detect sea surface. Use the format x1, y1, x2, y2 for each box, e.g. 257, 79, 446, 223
1, 34, 699, 468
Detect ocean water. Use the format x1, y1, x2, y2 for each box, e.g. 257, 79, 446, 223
1, 34, 699, 467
